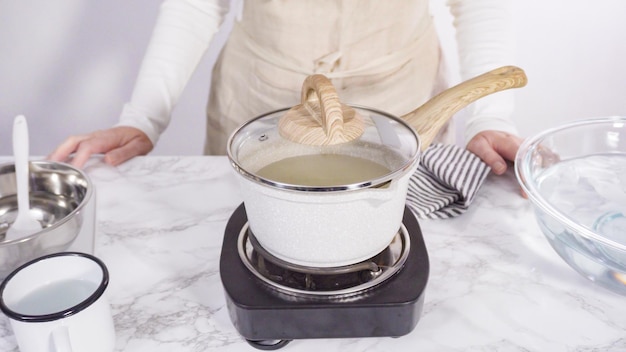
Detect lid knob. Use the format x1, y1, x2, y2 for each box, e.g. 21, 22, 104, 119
279, 74, 364, 145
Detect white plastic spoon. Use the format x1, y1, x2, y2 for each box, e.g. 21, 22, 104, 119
6, 115, 42, 240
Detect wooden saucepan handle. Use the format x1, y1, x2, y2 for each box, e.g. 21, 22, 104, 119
402, 65, 528, 150
300, 74, 345, 135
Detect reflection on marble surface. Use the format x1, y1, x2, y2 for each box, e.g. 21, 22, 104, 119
0, 156, 625, 352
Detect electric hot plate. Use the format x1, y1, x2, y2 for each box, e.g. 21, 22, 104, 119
219, 203, 429, 350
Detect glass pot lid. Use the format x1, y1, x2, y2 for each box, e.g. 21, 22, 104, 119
227, 67, 530, 191
227, 75, 420, 192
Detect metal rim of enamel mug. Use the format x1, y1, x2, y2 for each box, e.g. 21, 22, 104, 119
0, 251, 109, 323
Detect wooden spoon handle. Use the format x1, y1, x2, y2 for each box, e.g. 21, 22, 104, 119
300, 74, 344, 135
402, 65, 528, 150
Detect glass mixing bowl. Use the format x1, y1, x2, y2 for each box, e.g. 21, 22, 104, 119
515, 116, 626, 295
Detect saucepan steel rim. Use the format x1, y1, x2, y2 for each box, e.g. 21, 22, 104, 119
226, 105, 421, 192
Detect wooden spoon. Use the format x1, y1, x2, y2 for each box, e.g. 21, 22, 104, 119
279, 66, 528, 149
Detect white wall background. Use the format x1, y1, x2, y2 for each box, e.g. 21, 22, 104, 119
1, 0, 626, 157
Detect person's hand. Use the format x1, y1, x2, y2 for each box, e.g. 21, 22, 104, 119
48, 126, 153, 168
466, 130, 523, 175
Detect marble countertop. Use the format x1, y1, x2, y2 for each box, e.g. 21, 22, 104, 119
1, 156, 625, 351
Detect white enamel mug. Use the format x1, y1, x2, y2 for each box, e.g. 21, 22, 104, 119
0, 252, 115, 352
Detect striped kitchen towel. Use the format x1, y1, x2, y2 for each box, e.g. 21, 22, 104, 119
406, 143, 491, 219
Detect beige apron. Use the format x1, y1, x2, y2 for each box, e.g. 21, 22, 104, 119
205, 0, 447, 155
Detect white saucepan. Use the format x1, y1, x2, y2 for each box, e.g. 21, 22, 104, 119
228, 66, 527, 267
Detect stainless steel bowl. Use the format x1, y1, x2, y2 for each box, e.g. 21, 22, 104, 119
0, 161, 93, 279
515, 116, 626, 295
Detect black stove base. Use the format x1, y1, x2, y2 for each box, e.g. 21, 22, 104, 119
219, 204, 430, 349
